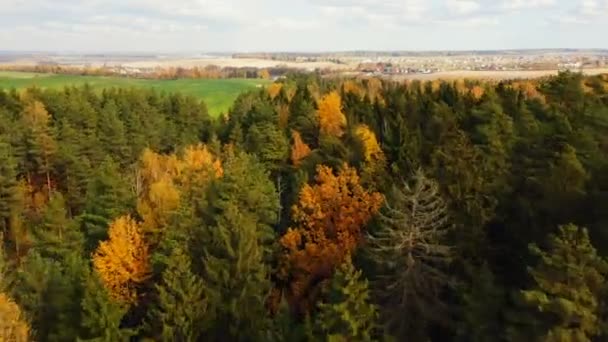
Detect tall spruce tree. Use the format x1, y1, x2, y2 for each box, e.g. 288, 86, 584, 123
147, 248, 206, 341
513, 224, 607, 341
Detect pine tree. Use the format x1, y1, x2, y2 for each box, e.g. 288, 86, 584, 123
0, 139, 19, 235
515, 224, 607, 341
314, 260, 378, 342
147, 248, 206, 341
33, 192, 84, 260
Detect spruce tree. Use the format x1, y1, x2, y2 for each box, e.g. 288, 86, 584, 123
147, 248, 206, 341
515, 224, 607, 341
314, 261, 378, 342
79, 271, 136, 342
201, 203, 271, 341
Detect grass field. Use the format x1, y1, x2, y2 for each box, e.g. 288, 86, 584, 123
0, 71, 270, 116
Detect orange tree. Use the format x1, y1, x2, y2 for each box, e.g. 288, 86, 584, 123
279, 164, 382, 315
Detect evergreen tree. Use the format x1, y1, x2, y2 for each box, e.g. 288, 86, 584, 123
33, 193, 84, 260
514, 224, 607, 341
0, 139, 19, 235
201, 203, 271, 341
314, 260, 378, 342
79, 158, 133, 252
79, 271, 136, 342
147, 248, 206, 341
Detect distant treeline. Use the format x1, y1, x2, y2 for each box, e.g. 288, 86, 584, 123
0, 64, 313, 80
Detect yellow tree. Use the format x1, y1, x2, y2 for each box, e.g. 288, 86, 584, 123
291, 130, 312, 166
0, 293, 30, 342
355, 125, 383, 162
317, 91, 347, 137
279, 165, 383, 314
267, 83, 283, 100
259, 69, 271, 80
343, 80, 364, 98
93, 215, 151, 305
470, 85, 485, 100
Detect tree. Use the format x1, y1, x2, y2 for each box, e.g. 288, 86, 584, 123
280, 164, 382, 315
457, 264, 506, 342
0, 292, 30, 342
366, 169, 452, 338
354, 124, 383, 163
147, 248, 206, 341
33, 193, 84, 260
514, 224, 607, 341
80, 158, 134, 252
317, 91, 347, 137
93, 215, 151, 305
201, 203, 271, 341
79, 271, 136, 342
0, 140, 19, 233
20, 100, 57, 197
314, 260, 378, 342
290, 130, 312, 167
259, 69, 271, 80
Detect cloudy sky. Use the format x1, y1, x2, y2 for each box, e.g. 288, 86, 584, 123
0, 0, 606, 52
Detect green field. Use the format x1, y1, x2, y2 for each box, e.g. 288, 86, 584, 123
0, 71, 270, 116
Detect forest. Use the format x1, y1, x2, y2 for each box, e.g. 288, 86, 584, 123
1, 71, 608, 341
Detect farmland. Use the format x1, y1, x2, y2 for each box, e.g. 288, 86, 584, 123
0, 71, 270, 116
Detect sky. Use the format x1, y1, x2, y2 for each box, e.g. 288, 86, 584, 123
0, 0, 607, 52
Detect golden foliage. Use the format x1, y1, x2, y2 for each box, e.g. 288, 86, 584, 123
430, 80, 442, 93
470, 85, 485, 100
581, 80, 594, 94
454, 79, 467, 94
291, 130, 312, 166
512, 81, 546, 103
366, 78, 384, 104
21, 100, 50, 127
355, 125, 383, 162
137, 144, 222, 237
0, 293, 30, 342
93, 215, 151, 305
343, 80, 364, 98
279, 165, 383, 314
267, 83, 283, 100
181, 144, 223, 178
259, 69, 271, 80
137, 178, 180, 235
317, 91, 347, 137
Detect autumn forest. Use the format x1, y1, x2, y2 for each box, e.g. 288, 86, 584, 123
2, 72, 608, 341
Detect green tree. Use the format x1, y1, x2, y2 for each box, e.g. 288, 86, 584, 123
147, 248, 206, 341
515, 224, 607, 341
0, 139, 19, 234
33, 193, 84, 260
79, 158, 133, 252
79, 271, 136, 342
314, 260, 378, 342
201, 203, 271, 341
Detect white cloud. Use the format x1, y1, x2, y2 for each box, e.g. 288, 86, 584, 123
446, 0, 481, 15
503, 0, 556, 10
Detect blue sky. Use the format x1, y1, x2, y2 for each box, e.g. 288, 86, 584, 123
0, 0, 606, 52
